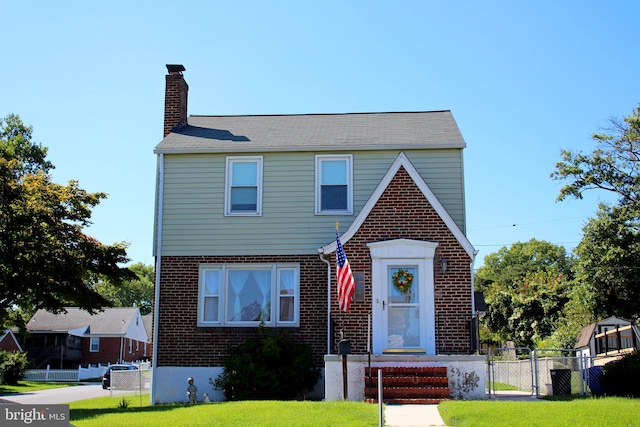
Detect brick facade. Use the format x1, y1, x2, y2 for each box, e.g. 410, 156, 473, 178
156, 254, 328, 367
81, 336, 150, 365
156, 166, 473, 369
330, 166, 473, 355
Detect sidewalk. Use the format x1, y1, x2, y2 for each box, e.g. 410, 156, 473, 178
384, 404, 447, 427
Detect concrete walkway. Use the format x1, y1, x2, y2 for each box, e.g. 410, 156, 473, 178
384, 404, 446, 427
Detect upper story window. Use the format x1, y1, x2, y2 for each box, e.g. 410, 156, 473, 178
225, 156, 263, 216
315, 154, 353, 215
198, 263, 299, 327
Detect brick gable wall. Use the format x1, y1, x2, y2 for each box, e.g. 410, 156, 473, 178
156, 166, 473, 367
330, 166, 473, 354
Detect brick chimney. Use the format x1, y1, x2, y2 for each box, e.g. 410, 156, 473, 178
164, 64, 189, 137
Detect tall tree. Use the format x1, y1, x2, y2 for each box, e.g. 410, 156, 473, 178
0, 114, 134, 326
552, 104, 640, 208
552, 104, 640, 322
94, 263, 154, 315
475, 239, 573, 347
573, 204, 640, 321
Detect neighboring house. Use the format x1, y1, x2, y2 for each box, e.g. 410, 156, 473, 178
25, 307, 150, 368
152, 65, 483, 404
141, 313, 154, 361
575, 316, 640, 362
0, 329, 23, 353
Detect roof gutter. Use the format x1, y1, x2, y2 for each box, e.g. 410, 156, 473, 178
151, 153, 164, 405
153, 142, 466, 155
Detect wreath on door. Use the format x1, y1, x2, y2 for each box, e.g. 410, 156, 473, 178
392, 269, 414, 294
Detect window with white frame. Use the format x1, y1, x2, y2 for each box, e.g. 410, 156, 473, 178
315, 154, 353, 214
199, 264, 299, 327
225, 156, 263, 216
128, 339, 132, 353
90, 337, 99, 352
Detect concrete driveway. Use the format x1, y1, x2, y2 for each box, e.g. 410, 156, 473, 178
0, 383, 128, 405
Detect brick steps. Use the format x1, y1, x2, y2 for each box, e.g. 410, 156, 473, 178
364, 366, 450, 405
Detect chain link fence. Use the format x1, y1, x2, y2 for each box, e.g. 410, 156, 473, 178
486, 347, 595, 398
109, 367, 152, 399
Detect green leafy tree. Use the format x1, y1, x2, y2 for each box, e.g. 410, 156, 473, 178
0, 114, 134, 326
552, 105, 640, 322
551, 104, 640, 209
475, 239, 573, 347
573, 205, 640, 321
94, 263, 154, 314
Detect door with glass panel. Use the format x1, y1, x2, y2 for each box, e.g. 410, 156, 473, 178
384, 265, 423, 352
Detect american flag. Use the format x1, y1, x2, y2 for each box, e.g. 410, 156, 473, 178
336, 229, 355, 312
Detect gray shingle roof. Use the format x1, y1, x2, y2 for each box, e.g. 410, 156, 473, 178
155, 111, 465, 154
27, 307, 139, 336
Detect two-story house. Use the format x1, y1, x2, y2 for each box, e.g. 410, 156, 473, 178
151, 65, 484, 404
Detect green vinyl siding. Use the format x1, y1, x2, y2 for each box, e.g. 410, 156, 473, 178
158, 150, 465, 256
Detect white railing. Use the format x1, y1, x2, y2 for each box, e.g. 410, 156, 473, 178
25, 361, 150, 382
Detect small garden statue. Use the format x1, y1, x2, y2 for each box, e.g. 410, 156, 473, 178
203, 393, 210, 403
187, 377, 198, 404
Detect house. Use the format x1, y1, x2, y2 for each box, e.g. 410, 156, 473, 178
574, 316, 640, 364
0, 329, 23, 353
142, 313, 154, 361
151, 65, 484, 404
24, 307, 150, 368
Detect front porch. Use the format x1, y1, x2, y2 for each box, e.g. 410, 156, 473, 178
324, 354, 486, 402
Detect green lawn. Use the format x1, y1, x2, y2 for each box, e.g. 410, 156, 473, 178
439, 397, 640, 427
0, 381, 80, 394
5, 383, 640, 427
69, 395, 379, 427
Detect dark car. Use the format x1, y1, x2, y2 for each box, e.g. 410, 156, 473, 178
102, 364, 138, 389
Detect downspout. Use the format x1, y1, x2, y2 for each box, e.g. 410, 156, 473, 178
319, 251, 332, 355
151, 153, 164, 405
470, 251, 478, 352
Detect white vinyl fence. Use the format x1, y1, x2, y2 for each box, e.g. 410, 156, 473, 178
24, 362, 149, 382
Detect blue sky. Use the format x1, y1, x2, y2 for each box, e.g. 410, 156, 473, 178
2, 1, 639, 269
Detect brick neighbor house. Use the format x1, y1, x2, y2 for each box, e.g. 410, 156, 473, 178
25, 307, 150, 368
151, 64, 485, 404
0, 329, 23, 353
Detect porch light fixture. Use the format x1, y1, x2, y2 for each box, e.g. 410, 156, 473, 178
440, 258, 448, 274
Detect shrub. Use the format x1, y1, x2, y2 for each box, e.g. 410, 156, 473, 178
0, 351, 28, 385
211, 325, 321, 401
601, 350, 640, 397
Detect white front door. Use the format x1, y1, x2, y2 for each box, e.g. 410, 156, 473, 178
368, 239, 437, 355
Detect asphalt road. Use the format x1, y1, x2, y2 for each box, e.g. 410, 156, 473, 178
0, 383, 129, 405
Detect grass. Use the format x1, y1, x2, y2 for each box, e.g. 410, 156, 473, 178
0, 381, 80, 394
439, 396, 640, 427
488, 381, 522, 391
69, 395, 379, 427
7, 382, 640, 427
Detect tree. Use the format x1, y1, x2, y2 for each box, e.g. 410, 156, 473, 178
551, 104, 640, 209
475, 239, 573, 347
573, 205, 640, 321
552, 104, 640, 322
94, 263, 154, 315
0, 114, 135, 326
